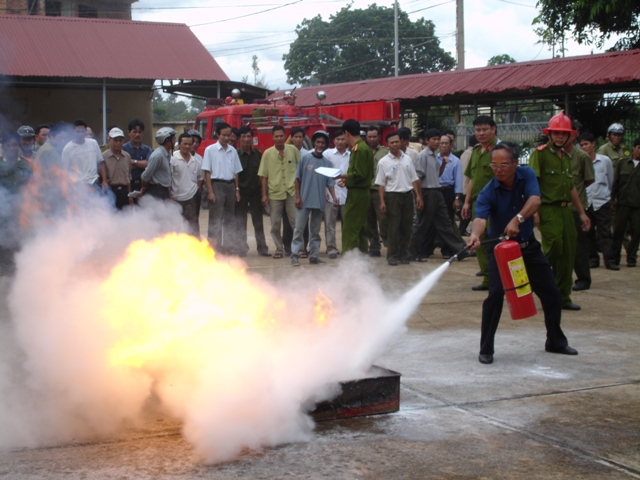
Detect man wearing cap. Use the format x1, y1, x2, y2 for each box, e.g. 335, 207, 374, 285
598, 123, 630, 170
141, 127, 175, 200
528, 113, 591, 311
612, 137, 640, 268
291, 131, 338, 266
17, 125, 36, 168
61, 119, 108, 193
337, 119, 374, 254
467, 141, 577, 364
102, 127, 132, 210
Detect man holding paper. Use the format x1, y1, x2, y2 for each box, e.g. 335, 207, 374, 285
291, 131, 338, 266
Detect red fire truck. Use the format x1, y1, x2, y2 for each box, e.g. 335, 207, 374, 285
191, 90, 400, 155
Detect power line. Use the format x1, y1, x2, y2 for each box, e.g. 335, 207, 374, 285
189, 0, 303, 27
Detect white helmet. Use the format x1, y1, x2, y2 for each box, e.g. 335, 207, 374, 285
156, 127, 177, 145
607, 123, 624, 134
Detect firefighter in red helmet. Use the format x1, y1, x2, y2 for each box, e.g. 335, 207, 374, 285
528, 113, 591, 311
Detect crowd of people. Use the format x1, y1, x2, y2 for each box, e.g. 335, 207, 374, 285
0, 112, 638, 362
0, 114, 638, 275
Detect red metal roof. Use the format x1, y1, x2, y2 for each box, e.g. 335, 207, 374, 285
269, 49, 640, 106
0, 14, 229, 81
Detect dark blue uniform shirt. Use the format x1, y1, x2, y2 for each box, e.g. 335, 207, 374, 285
475, 166, 540, 243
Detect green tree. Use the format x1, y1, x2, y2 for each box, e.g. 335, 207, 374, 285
241, 55, 269, 88
283, 4, 455, 85
533, 0, 640, 51
152, 91, 204, 122
487, 54, 517, 65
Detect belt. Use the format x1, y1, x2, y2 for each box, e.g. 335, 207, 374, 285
212, 178, 235, 184
423, 187, 443, 191
518, 240, 531, 249
548, 201, 569, 207
111, 184, 128, 189
149, 183, 169, 189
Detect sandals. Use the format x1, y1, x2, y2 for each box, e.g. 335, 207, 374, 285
273, 252, 283, 259
414, 256, 429, 263
299, 250, 309, 259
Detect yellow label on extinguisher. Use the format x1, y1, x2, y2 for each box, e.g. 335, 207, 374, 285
508, 257, 532, 297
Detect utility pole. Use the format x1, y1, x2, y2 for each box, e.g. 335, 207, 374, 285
455, 0, 464, 125
394, 0, 399, 77
456, 0, 464, 70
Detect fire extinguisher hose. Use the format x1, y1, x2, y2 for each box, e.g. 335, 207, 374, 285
447, 234, 507, 264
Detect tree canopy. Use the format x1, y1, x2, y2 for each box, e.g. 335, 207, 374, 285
283, 4, 455, 86
533, 0, 640, 51
487, 54, 516, 66
152, 92, 205, 122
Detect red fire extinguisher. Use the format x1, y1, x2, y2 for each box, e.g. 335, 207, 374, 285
494, 240, 537, 320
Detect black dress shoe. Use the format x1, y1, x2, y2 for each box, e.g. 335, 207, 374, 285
545, 345, 578, 355
605, 263, 620, 271
589, 260, 600, 268
562, 303, 581, 311
259, 252, 272, 257
628, 261, 637, 267
388, 259, 398, 266
368, 251, 381, 257
478, 354, 493, 364
475, 270, 484, 277
472, 284, 489, 291
572, 282, 590, 291
400, 259, 411, 264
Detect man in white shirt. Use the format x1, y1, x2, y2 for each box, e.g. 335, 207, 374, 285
61, 119, 107, 192
376, 131, 423, 265
579, 132, 618, 270
323, 129, 350, 258
172, 133, 204, 237
202, 122, 242, 254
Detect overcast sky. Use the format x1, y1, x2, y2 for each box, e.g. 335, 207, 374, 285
132, 0, 618, 90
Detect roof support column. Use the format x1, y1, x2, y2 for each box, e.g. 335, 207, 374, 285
564, 92, 571, 117
102, 78, 107, 145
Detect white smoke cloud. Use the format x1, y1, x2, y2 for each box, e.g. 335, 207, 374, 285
0, 189, 445, 463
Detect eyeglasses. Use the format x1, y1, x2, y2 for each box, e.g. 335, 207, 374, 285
490, 163, 511, 170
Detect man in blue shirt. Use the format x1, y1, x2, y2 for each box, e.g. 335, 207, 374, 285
122, 119, 152, 196
291, 131, 338, 266
466, 142, 577, 364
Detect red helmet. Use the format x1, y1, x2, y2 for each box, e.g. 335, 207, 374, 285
542, 112, 575, 135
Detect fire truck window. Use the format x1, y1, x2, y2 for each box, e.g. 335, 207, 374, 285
196, 119, 208, 139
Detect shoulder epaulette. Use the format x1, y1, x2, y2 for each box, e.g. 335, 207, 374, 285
353, 144, 359, 152
536, 144, 547, 151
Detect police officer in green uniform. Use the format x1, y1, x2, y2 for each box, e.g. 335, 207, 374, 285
529, 113, 591, 311
461, 116, 498, 291
338, 119, 374, 254
611, 137, 640, 267
598, 123, 631, 170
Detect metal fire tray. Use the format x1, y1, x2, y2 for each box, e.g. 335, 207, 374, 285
311, 366, 401, 421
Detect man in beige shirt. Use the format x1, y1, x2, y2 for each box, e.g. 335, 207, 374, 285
258, 125, 301, 258
102, 127, 132, 209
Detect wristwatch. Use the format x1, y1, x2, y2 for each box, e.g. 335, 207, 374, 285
516, 214, 525, 223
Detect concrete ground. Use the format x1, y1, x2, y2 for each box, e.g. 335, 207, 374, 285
1, 213, 638, 479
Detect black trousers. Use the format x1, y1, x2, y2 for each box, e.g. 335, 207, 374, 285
236, 189, 269, 255
110, 184, 129, 210
384, 191, 414, 261
480, 239, 568, 355
586, 203, 615, 266
572, 210, 591, 286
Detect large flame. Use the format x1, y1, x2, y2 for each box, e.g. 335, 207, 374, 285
101, 233, 341, 371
